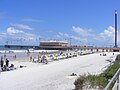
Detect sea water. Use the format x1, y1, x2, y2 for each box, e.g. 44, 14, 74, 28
0, 51, 40, 61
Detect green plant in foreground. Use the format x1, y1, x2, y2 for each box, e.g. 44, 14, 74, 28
74, 75, 87, 90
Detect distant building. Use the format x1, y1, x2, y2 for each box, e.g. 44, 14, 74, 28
40, 41, 68, 46
39, 41, 68, 50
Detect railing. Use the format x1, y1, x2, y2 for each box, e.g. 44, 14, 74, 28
104, 68, 120, 90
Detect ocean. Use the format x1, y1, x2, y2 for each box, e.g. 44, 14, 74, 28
0, 45, 39, 50
0, 50, 40, 61
0, 45, 6, 50
0, 45, 39, 61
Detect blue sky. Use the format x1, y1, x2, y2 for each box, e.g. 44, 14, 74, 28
0, 0, 120, 47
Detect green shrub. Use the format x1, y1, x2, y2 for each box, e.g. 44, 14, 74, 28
74, 75, 86, 90
115, 54, 120, 61
86, 74, 108, 89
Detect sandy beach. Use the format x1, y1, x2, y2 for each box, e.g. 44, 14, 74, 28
0, 52, 119, 90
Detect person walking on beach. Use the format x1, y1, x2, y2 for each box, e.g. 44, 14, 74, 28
5, 58, 9, 67
0, 57, 4, 71
1, 56, 3, 61
4, 54, 6, 59
30, 56, 32, 62
14, 55, 16, 59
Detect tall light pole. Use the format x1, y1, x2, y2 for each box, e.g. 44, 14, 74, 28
114, 10, 118, 47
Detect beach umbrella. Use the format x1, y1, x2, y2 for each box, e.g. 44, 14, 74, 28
42, 55, 46, 59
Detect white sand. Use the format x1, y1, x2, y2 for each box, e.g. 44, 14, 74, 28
0, 52, 119, 90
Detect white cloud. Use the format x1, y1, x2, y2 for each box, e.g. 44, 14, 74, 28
0, 27, 39, 45
70, 35, 88, 42
58, 32, 88, 42
95, 26, 117, 46
100, 26, 115, 39
21, 18, 40, 22
7, 27, 24, 34
71, 26, 117, 46
0, 25, 118, 46
10, 23, 33, 30
72, 26, 94, 37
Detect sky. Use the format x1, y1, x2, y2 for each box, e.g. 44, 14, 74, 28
0, 0, 120, 47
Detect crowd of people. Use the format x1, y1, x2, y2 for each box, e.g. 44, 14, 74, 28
30, 55, 48, 64
0, 56, 16, 72
29, 51, 78, 64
